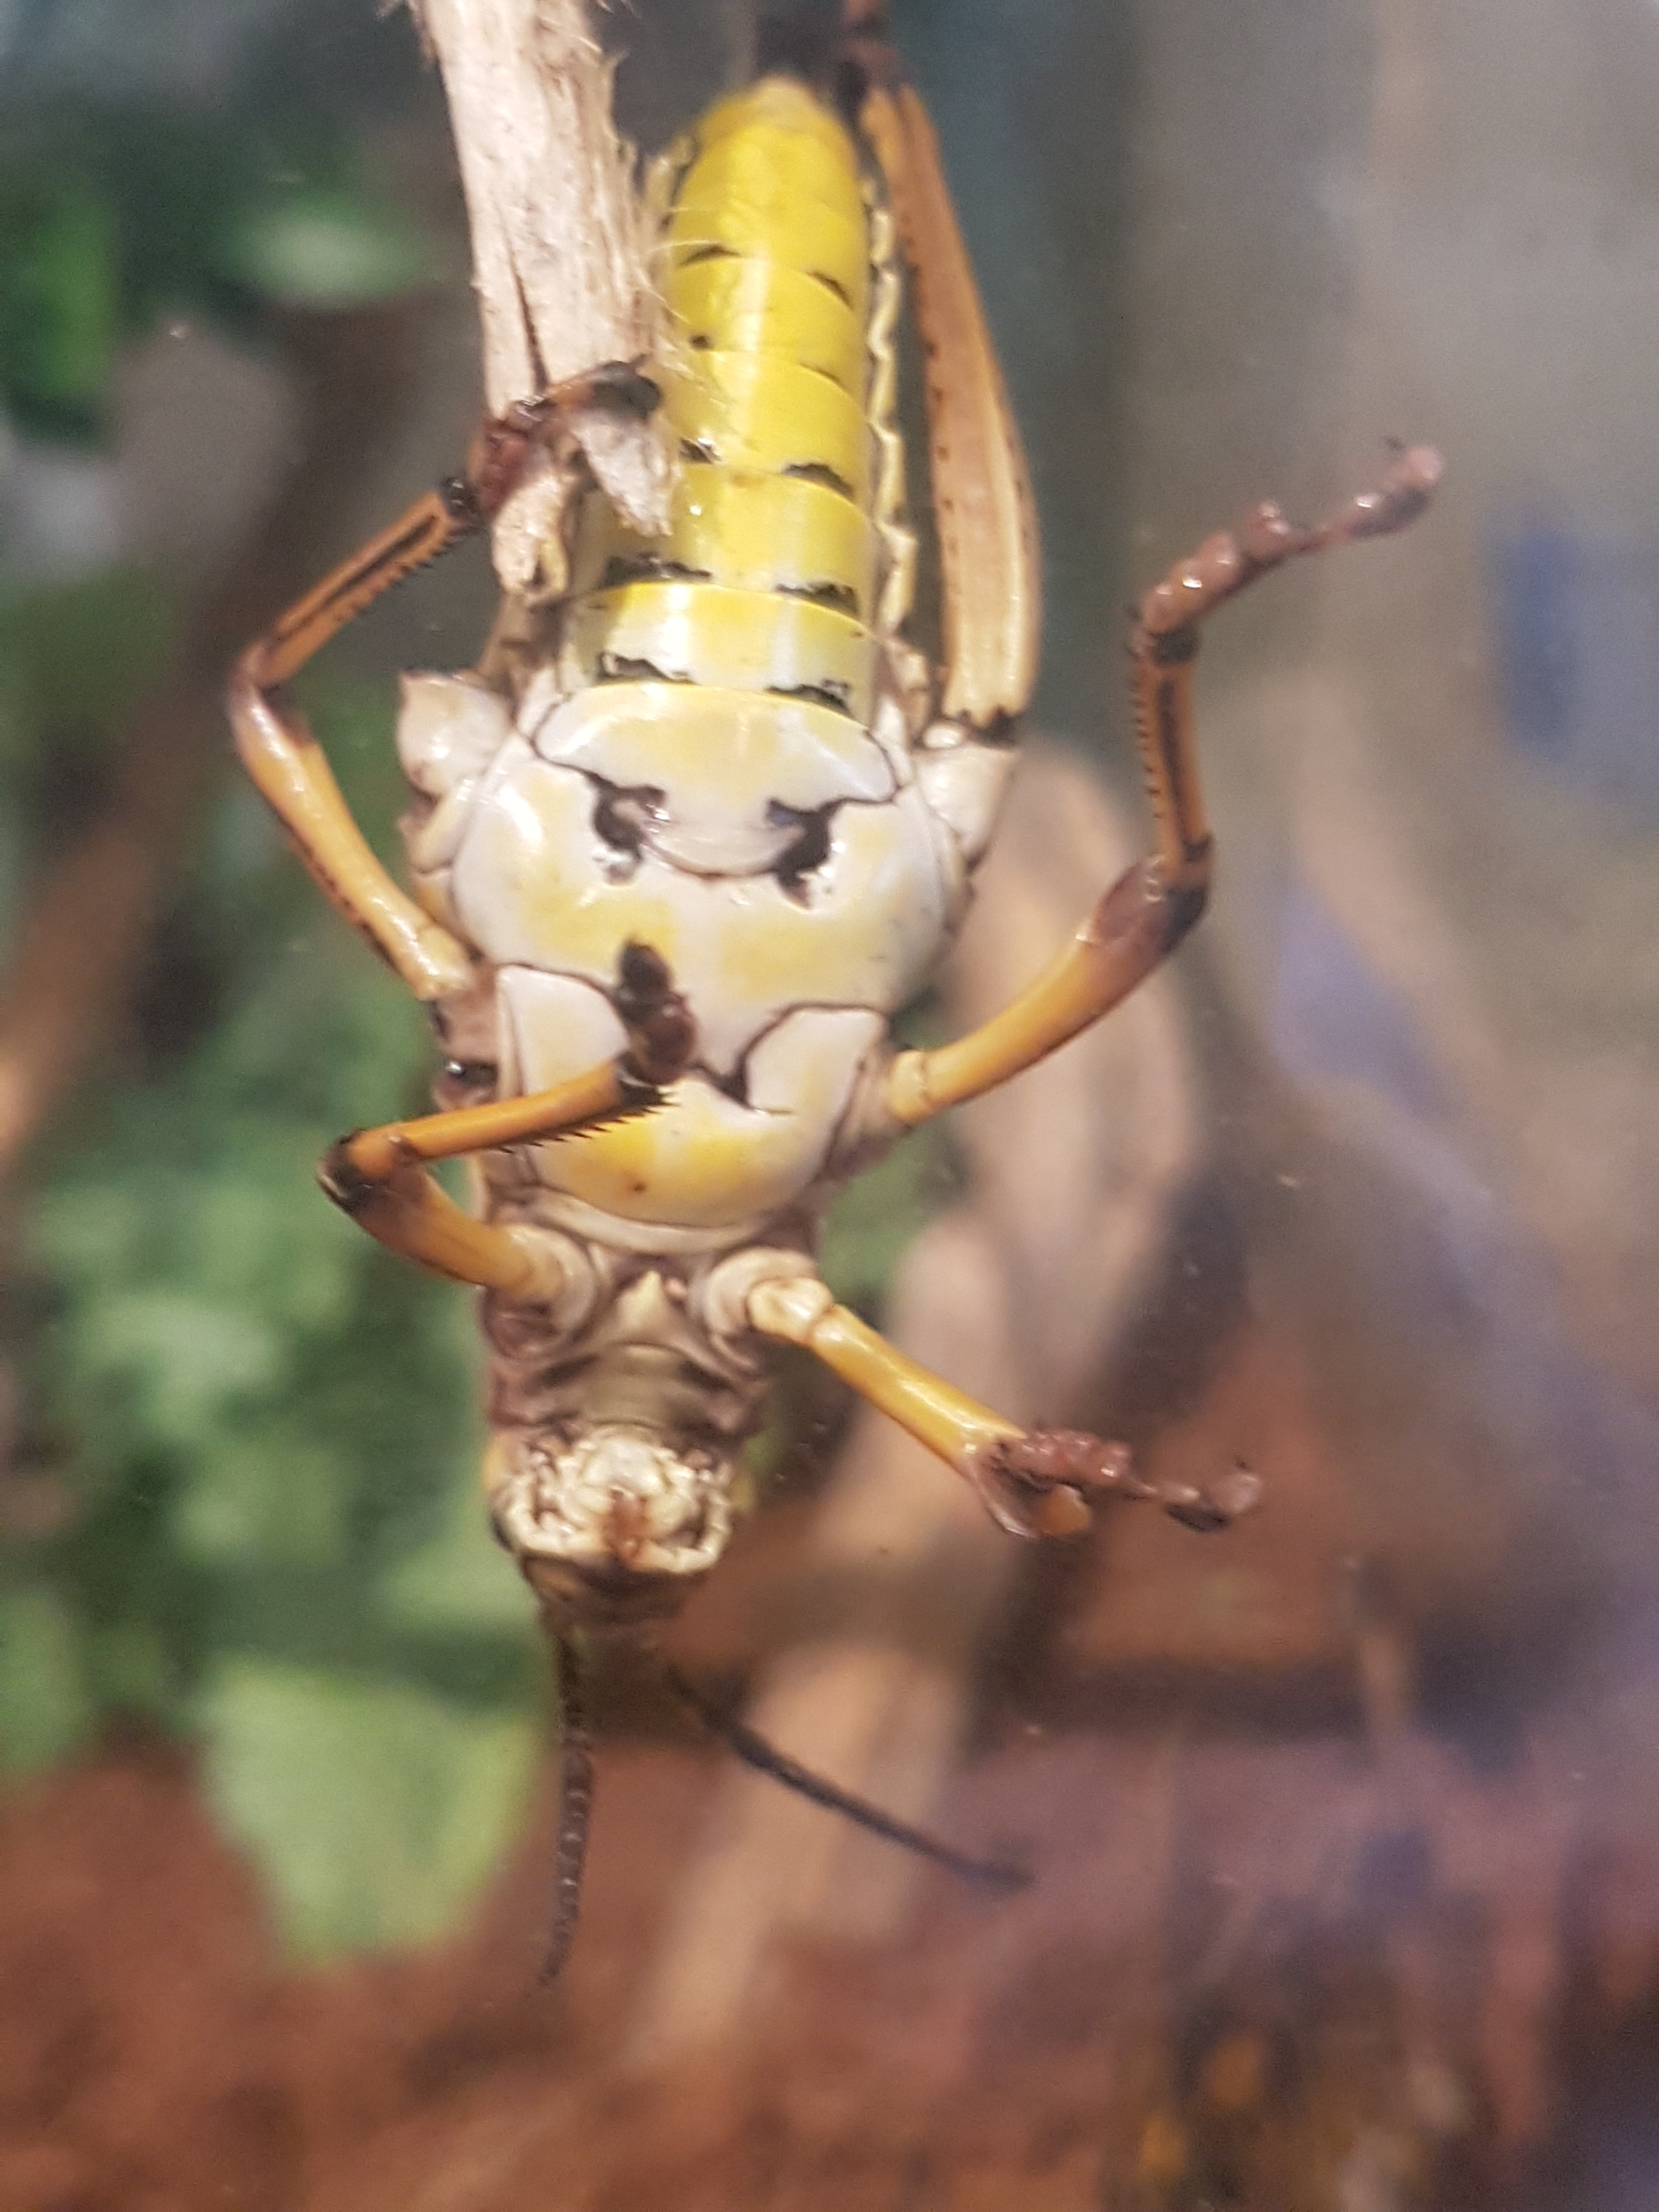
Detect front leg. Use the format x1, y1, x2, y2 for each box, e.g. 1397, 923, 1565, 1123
885, 447, 1443, 1127
747, 1276, 1259, 1540
227, 362, 658, 999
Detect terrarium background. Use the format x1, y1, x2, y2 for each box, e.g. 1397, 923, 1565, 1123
1, 1, 1658, 2207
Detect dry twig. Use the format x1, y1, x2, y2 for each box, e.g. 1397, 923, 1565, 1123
406, 0, 670, 590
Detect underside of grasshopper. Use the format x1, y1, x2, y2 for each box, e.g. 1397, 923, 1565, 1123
227, 4, 1439, 1966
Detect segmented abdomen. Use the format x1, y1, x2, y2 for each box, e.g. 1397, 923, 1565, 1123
566, 77, 882, 724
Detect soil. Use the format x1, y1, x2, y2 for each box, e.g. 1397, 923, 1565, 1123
4, 1722, 1657, 2212
4, 1329, 1658, 2211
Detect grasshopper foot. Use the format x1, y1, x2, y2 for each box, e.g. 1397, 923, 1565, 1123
966, 1427, 1262, 1540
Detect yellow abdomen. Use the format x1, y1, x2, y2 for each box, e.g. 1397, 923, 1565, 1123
567, 77, 882, 719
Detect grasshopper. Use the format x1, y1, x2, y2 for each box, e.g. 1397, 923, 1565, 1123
228, 3, 1439, 1970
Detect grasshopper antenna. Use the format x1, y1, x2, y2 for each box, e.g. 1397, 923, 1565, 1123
664, 1662, 1031, 1893
539, 1629, 596, 1983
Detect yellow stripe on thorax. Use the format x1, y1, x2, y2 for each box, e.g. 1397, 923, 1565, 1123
567, 77, 879, 715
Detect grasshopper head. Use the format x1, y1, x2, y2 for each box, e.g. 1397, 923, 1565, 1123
486, 1424, 738, 1626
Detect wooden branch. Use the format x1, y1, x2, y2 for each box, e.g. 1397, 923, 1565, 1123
407, 0, 670, 589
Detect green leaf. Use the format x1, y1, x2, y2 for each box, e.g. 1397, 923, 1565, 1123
81, 1289, 283, 1449
820, 1119, 959, 1317
200, 1656, 541, 1957
0, 1584, 94, 1774
220, 186, 436, 309
0, 171, 119, 439
0, 567, 178, 749
171, 1436, 354, 1572
377, 1441, 537, 1640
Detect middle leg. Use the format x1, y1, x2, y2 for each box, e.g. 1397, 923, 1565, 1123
319, 944, 691, 1296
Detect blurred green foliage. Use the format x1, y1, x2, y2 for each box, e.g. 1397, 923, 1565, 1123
0, 122, 436, 442
0, 166, 118, 440
0, 87, 433, 442
0, 590, 952, 1957
0, 0, 953, 1962
1, 646, 550, 1955
0, 2, 533, 1952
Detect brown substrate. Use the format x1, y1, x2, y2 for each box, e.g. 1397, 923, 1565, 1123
3, 1709, 1658, 2211
4, 1321, 1657, 2210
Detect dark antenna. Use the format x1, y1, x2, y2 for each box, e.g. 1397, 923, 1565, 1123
665, 1662, 1031, 1893
535, 1641, 1032, 1981
539, 1630, 596, 1983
